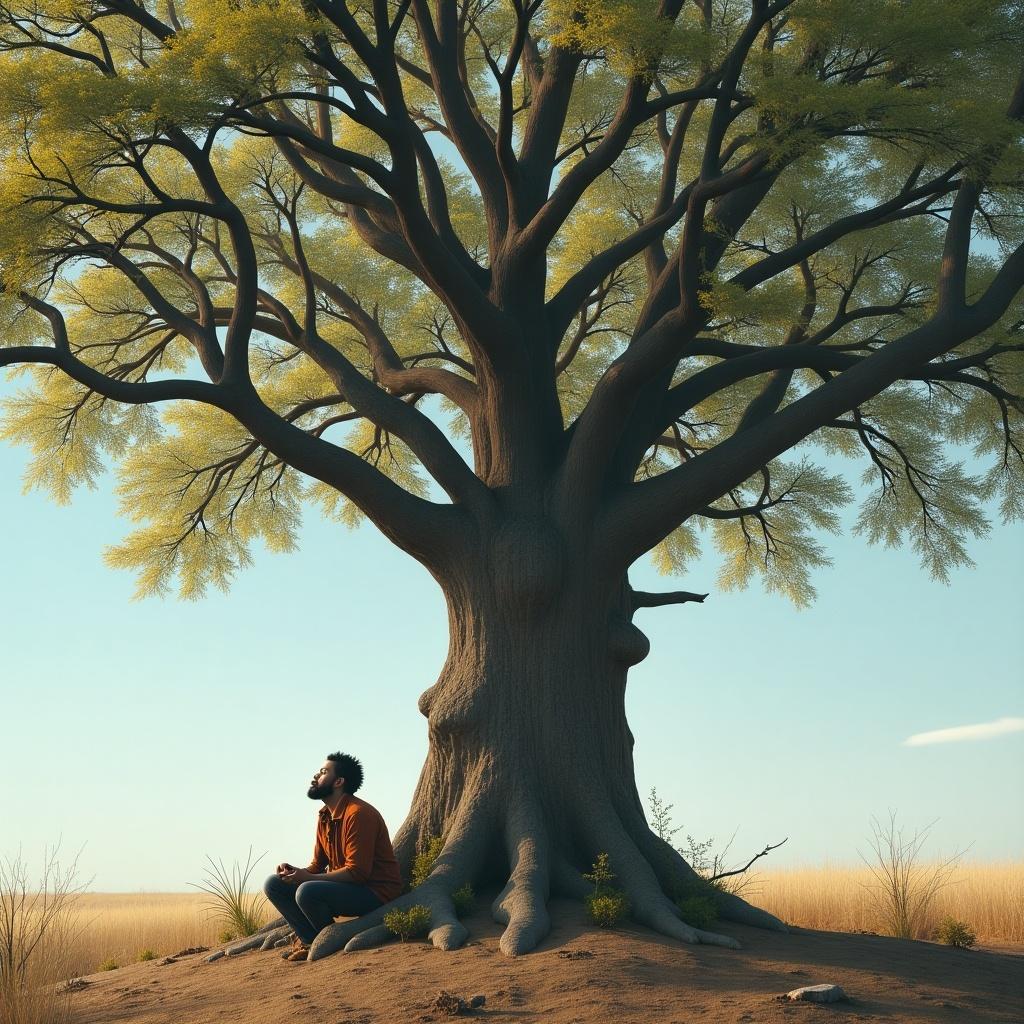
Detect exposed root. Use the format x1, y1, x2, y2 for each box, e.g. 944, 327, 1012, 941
492, 803, 551, 956
715, 889, 788, 932
424, 887, 470, 951
589, 804, 741, 949
223, 917, 287, 956
224, 933, 269, 955
630, 824, 788, 933
259, 925, 293, 951
551, 857, 590, 899
343, 924, 393, 952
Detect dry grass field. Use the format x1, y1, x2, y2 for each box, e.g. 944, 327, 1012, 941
752, 860, 1024, 944
57, 861, 1022, 977
61, 894, 277, 978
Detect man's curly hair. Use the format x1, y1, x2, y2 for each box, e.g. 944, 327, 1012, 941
326, 752, 364, 794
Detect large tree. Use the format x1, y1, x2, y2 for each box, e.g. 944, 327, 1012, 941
1, 0, 1021, 959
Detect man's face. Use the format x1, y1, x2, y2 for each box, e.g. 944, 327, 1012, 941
307, 761, 343, 801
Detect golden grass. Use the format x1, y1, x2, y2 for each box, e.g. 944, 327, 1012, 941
62, 894, 275, 979
54, 862, 1023, 978
750, 861, 1024, 943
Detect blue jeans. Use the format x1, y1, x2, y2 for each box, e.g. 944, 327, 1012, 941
263, 873, 383, 945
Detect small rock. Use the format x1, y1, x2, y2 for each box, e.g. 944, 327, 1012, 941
204, 950, 225, 963
62, 978, 90, 993
431, 990, 484, 1016
432, 991, 465, 1016
786, 984, 848, 1003
171, 946, 208, 957
159, 957, 177, 966
558, 949, 594, 961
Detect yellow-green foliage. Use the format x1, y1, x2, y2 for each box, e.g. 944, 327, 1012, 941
934, 917, 976, 949
451, 884, 475, 919
383, 905, 431, 942
97, 957, 118, 971
585, 891, 629, 928
411, 837, 444, 890
0, 0, 1018, 610
675, 893, 718, 931
582, 853, 629, 929
136, 948, 157, 962
409, 837, 473, 914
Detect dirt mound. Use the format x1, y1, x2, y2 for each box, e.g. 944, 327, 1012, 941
68, 897, 1023, 1024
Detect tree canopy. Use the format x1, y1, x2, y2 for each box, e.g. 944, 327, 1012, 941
0, 0, 1021, 605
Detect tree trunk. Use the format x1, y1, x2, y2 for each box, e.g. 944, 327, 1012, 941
308, 516, 784, 959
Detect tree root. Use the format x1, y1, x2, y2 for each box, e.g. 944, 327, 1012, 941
630, 824, 788, 933
258, 925, 293, 950
588, 804, 741, 949
491, 804, 550, 956
303, 788, 787, 962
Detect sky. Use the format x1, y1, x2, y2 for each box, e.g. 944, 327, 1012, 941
1, 406, 1021, 893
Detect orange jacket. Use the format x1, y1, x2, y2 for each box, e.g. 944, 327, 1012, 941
307, 793, 402, 903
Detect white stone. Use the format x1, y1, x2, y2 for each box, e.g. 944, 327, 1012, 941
786, 983, 847, 1003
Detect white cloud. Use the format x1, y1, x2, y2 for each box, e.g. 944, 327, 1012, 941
903, 716, 1024, 747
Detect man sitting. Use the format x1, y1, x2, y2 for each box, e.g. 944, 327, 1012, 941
264, 751, 402, 962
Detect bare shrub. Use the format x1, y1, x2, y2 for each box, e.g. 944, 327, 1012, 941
0, 845, 84, 1024
860, 812, 965, 939
648, 788, 786, 898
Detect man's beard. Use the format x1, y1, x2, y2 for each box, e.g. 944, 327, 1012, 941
307, 781, 334, 800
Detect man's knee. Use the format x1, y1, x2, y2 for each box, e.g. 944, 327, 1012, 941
294, 880, 317, 909
263, 873, 285, 898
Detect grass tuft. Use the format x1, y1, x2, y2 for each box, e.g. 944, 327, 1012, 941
189, 848, 267, 939
383, 905, 431, 941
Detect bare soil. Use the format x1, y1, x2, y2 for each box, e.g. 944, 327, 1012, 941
68, 898, 1023, 1024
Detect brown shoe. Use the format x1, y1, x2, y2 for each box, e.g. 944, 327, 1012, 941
280, 937, 308, 961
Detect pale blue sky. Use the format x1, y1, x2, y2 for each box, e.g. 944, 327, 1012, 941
1, 411, 1021, 891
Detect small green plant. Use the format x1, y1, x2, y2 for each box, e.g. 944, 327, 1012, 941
583, 853, 629, 928
935, 917, 976, 949
384, 905, 432, 942
136, 949, 157, 962
98, 957, 119, 971
411, 836, 444, 888
582, 852, 617, 892
218, 928, 236, 944
675, 893, 719, 930
586, 892, 629, 927
190, 847, 268, 939
452, 883, 475, 917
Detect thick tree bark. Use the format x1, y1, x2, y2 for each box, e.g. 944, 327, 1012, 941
308, 516, 784, 959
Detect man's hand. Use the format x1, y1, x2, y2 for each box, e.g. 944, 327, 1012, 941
276, 862, 297, 876
280, 867, 314, 885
